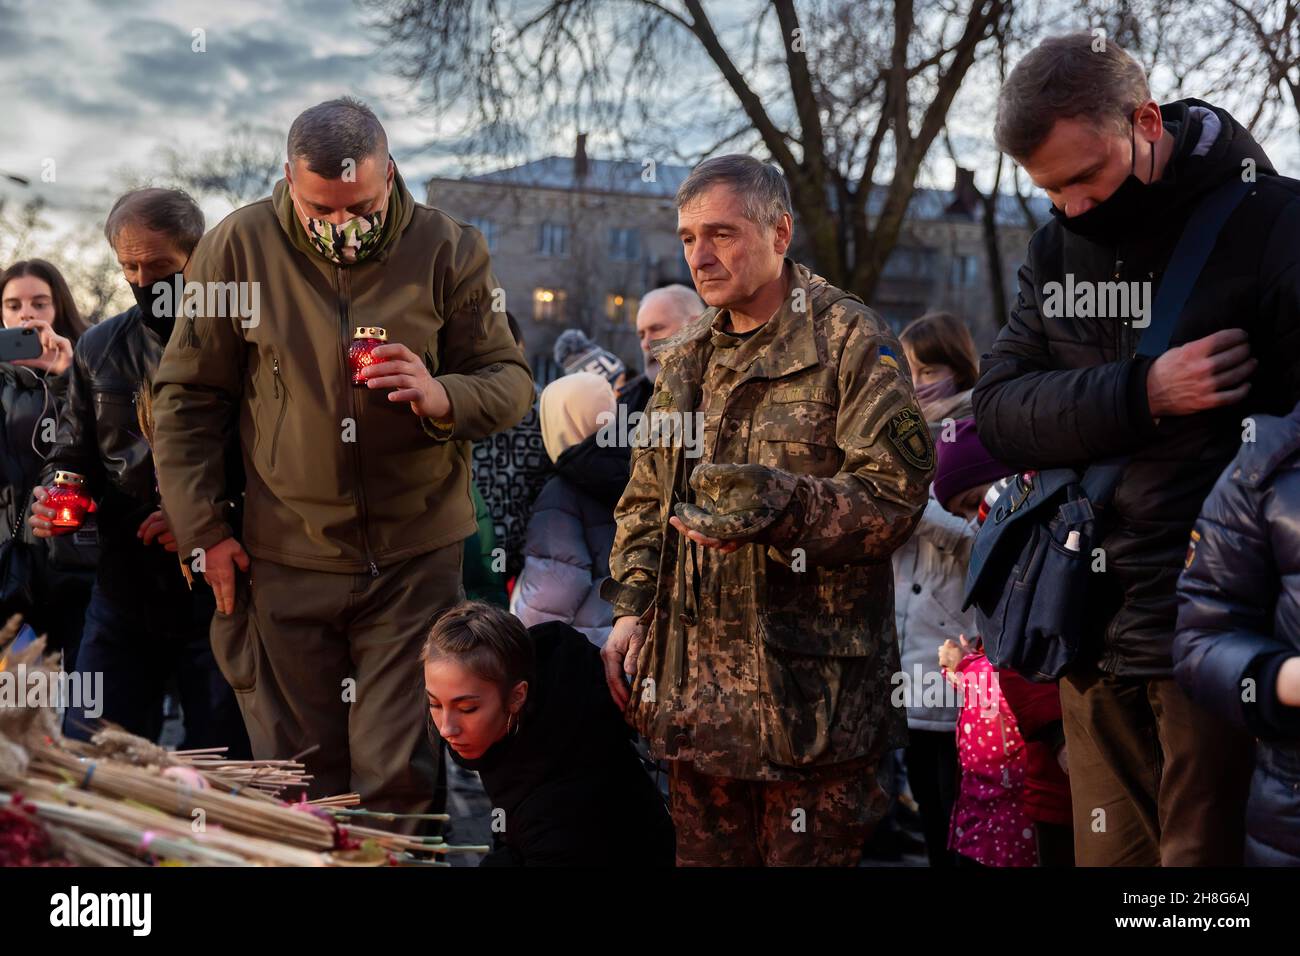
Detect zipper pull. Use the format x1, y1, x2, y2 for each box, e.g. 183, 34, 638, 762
368, 560, 379, 578
472, 299, 486, 341
272, 356, 281, 398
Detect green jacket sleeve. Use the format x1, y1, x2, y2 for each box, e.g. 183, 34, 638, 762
149, 230, 245, 557
428, 226, 535, 443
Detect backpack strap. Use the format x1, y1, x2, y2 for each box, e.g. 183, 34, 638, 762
1080, 177, 1253, 504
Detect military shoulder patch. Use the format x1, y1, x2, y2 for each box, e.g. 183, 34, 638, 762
886, 406, 934, 470
878, 345, 900, 370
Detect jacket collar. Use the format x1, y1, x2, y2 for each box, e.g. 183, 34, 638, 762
119, 305, 164, 351
1235, 408, 1300, 488
272, 160, 415, 268
707, 260, 820, 377
650, 259, 844, 412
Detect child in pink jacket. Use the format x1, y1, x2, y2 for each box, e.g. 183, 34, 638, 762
940, 635, 1037, 867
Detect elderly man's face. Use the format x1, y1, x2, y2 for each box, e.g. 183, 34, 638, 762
677, 184, 790, 310
636, 295, 691, 376
286, 153, 393, 227
113, 224, 189, 287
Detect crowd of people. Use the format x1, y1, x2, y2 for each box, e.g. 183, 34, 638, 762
3, 29, 1300, 867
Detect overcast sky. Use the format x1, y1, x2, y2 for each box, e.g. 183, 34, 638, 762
0, 0, 475, 232
2, 0, 1295, 242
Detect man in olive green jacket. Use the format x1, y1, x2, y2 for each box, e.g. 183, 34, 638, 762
150, 98, 534, 823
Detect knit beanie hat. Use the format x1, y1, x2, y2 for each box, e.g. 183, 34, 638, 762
553, 329, 627, 386
933, 418, 1015, 509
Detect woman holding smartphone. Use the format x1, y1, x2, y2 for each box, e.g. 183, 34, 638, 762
0, 259, 92, 663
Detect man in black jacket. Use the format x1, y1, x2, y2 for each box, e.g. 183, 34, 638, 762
28, 188, 249, 755
974, 33, 1300, 865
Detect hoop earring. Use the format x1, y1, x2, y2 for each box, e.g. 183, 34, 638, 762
507, 712, 520, 737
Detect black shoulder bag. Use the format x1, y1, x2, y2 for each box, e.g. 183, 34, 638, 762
962, 177, 1251, 682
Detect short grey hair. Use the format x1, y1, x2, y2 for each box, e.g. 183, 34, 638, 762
640, 284, 704, 322
675, 154, 792, 228
287, 96, 389, 178
104, 187, 205, 254
995, 32, 1151, 160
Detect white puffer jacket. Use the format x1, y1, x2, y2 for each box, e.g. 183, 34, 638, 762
893, 495, 978, 732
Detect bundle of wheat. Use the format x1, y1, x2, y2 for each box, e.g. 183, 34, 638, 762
0, 615, 490, 866
0, 616, 61, 780
66, 732, 315, 800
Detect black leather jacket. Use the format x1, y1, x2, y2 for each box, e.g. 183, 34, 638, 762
0, 362, 96, 570
42, 306, 238, 605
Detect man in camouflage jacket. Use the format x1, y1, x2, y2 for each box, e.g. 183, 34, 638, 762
601, 156, 933, 865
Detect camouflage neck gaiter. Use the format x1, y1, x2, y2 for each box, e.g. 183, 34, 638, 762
292, 188, 389, 265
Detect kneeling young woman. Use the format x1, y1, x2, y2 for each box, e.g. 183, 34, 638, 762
422, 601, 675, 866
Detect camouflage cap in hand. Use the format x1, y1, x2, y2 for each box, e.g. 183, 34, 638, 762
672, 463, 798, 542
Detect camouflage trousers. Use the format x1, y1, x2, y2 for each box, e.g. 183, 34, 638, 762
669, 757, 888, 866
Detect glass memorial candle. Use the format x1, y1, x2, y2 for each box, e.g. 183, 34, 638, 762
47, 471, 91, 533
349, 326, 388, 386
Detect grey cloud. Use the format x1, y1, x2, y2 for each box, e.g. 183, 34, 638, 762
108, 16, 372, 119
15, 72, 138, 121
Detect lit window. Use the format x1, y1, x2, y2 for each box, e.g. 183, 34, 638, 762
533, 287, 567, 322
605, 293, 640, 323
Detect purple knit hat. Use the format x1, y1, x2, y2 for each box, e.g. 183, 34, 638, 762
933, 418, 1015, 508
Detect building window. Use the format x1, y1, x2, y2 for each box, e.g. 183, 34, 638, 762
533, 287, 567, 323
883, 246, 937, 280
464, 216, 497, 252
609, 227, 640, 261
606, 292, 640, 323
950, 254, 979, 286
539, 221, 570, 257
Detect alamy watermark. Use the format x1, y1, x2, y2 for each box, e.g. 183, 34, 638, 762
891, 664, 1001, 718
1042, 274, 1151, 328
50, 886, 151, 936
148, 277, 262, 329
0, 664, 102, 717
596, 404, 706, 457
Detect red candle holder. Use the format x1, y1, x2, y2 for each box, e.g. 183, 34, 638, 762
349, 326, 388, 386
47, 471, 91, 533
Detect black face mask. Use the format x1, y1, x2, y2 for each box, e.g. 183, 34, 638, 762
1052, 119, 1159, 243
128, 269, 186, 338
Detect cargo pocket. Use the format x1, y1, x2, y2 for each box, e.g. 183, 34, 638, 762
209, 571, 259, 694
755, 611, 874, 768
754, 389, 840, 477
